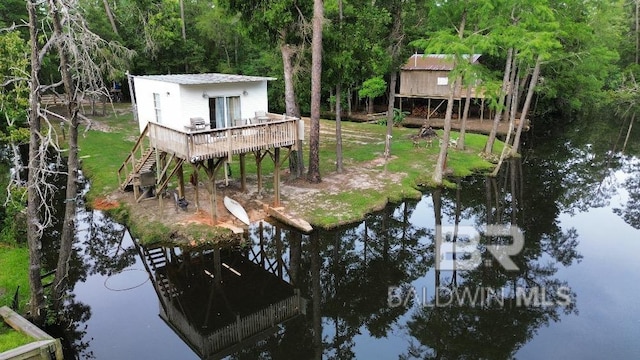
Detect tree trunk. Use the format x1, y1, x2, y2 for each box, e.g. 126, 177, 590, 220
347, 86, 352, 116
102, 0, 119, 36
485, 47, 514, 154
336, 83, 343, 173
433, 78, 458, 185
457, 85, 472, 150
50, 0, 80, 312
385, 72, 397, 159
510, 55, 541, 156
26, 0, 46, 325
491, 63, 521, 176
307, 0, 323, 183
281, 43, 304, 177
179, 0, 186, 41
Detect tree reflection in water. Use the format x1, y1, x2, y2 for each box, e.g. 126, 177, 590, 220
403, 159, 581, 359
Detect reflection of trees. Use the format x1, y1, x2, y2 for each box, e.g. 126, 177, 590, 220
320, 201, 430, 358
82, 211, 136, 276
403, 158, 581, 359
46, 294, 94, 359
231, 200, 430, 358
614, 160, 640, 229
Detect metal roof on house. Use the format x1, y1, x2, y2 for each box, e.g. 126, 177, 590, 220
401, 54, 482, 71
134, 73, 277, 85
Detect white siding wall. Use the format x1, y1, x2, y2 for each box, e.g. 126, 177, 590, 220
133, 78, 182, 133
134, 76, 271, 134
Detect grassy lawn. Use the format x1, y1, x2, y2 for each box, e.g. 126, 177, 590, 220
284, 122, 503, 227
0, 322, 33, 353
0, 245, 32, 353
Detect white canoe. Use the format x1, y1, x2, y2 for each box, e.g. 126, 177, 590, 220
224, 196, 250, 226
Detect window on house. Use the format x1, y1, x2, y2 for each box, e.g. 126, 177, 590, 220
437, 77, 448, 86
153, 93, 162, 123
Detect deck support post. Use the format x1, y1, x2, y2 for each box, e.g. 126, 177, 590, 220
240, 153, 246, 192
157, 151, 165, 211
192, 166, 200, 210
274, 147, 281, 207
427, 98, 431, 121
177, 163, 184, 198
212, 173, 217, 224
203, 158, 225, 224
255, 150, 265, 196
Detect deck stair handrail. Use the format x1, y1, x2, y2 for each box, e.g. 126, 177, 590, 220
118, 123, 154, 190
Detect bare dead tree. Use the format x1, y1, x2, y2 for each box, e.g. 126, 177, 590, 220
45, 0, 133, 313
10, 0, 133, 322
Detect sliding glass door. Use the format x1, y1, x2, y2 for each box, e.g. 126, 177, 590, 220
209, 96, 241, 128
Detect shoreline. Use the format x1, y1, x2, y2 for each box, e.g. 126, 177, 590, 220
77, 107, 503, 246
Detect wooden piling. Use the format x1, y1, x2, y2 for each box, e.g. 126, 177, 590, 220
240, 153, 246, 192
274, 147, 281, 207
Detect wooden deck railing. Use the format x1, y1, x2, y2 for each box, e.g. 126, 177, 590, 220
148, 115, 300, 163
159, 291, 306, 357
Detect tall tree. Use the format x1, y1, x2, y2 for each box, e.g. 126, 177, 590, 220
26, 0, 47, 325
49, 0, 131, 312
307, 0, 324, 183
223, 0, 311, 176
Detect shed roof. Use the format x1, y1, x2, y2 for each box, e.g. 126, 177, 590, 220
401, 54, 482, 71
134, 73, 277, 85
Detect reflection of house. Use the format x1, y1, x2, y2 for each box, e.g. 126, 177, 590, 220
118, 73, 305, 222
138, 245, 306, 360
397, 54, 486, 120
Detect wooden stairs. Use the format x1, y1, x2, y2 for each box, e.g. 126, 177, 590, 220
118, 123, 187, 202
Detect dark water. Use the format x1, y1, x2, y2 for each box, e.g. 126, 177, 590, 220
47, 136, 640, 359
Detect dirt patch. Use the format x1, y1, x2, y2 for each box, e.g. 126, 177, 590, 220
92, 197, 120, 210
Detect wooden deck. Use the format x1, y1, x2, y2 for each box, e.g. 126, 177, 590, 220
149, 115, 300, 163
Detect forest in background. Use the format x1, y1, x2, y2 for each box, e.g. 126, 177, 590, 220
1, 0, 639, 124
2, 0, 640, 326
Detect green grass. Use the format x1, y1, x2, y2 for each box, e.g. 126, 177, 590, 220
284, 122, 503, 227
0, 245, 29, 312
0, 245, 33, 354
0, 322, 33, 353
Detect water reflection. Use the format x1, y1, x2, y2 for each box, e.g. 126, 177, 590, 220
136, 234, 307, 360
45, 141, 640, 358
403, 160, 580, 358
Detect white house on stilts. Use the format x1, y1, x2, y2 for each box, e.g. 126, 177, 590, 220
118, 73, 304, 225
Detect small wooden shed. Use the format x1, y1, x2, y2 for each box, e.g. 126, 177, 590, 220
398, 54, 484, 99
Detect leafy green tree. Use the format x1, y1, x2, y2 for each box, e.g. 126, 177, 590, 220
0, 0, 28, 29
0, 31, 29, 134
358, 76, 387, 114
